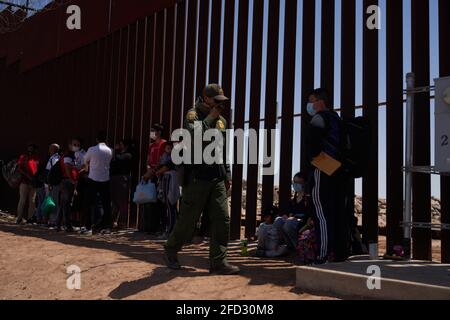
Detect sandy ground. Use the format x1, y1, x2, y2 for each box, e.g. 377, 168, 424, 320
0, 213, 335, 300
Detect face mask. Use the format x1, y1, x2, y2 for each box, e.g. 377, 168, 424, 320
306, 103, 317, 117
150, 132, 157, 140
72, 146, 80, 153
293, 183, 303, 193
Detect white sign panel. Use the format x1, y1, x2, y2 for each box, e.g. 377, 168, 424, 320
435, 77, 450, 173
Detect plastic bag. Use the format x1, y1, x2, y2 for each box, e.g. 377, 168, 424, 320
133, 180, 157, 204
41, 196, 56, 215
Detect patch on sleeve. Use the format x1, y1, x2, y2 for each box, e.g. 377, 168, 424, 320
216, 120, 225, 130
186, 110, 197, 122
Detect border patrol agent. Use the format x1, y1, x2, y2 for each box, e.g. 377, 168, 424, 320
164, 84, 240, 275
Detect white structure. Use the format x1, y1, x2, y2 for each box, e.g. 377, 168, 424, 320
434, 77, 450, 173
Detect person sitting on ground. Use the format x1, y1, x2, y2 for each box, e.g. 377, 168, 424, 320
281, 172, 311, 250
255, 206, 289, 258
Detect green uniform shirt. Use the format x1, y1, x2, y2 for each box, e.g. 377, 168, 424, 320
184, 99, 232, 182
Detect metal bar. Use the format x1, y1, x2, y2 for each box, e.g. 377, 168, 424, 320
133, 18, 148, 228
362, 0, 379, 245
245, 0, 264, 239
261, 0, 280, 212
340, 0, 356, 246
401, 222, 450, 231
183, 0, 198, 114
208, 0, 221, 84
230, 0, 249, 240
152, 11, 165, 128
172, 1, 187, 130
125, 22, 138, 229
320, 0, 335, 108
162, 6, 175, 131
386, 0, 404, 254
220, 0, 235, 125
117, 26, 130, 143
195, 0, 209, 96
300, 0, 316, 173
278, 0, 297, 214
126, 23, 138, 140
439, 0, 450, 263
404, 73, 415, 257
411, 0, 432, 260
402, 166, 450, 176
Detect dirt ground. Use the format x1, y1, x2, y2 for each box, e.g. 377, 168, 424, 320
0, 213, 335, 300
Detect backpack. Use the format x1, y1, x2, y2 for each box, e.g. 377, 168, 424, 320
321, 113, 372, 178
339, 117, 372, 178
47, 159, 63, 186
1, 160, 22, 189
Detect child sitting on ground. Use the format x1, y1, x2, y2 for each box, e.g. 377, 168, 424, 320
255, 206, 289, 258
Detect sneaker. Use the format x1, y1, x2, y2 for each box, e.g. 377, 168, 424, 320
65, 227, 75, 233
165, 251, 181, 270
15, 218, 23, 225
100, 229, 112, 235
209, 263, 240, 275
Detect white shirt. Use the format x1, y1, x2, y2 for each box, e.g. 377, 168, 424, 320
46, 153, 60, 170
84, 143, 113, 182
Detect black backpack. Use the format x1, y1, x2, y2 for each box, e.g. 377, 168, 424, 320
1, 160, 22, 189
321, 114, 372, 178
47, 160, 63, 186
340, 117, 372, 178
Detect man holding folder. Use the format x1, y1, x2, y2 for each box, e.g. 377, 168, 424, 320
306, 88, 347, 264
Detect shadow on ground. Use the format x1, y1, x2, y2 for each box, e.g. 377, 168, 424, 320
0, 218, 299, 300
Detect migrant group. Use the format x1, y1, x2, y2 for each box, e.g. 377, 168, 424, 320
4, 85, 368, 275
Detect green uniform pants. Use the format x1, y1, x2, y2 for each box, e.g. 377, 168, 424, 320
165, 178, 230, 268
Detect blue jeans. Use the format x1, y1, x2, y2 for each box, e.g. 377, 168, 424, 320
56, 179, 74, 229
35, 187, 46, 221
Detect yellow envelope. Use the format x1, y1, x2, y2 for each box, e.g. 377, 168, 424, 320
311, 152, 342, 176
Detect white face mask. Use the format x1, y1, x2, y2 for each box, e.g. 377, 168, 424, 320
150, 132, 157, 141
306, 102, 317, 116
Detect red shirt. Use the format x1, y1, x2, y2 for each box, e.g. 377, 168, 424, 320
147, 139, 166, 168
60, 153, 79, 182
17, 154, 39, 182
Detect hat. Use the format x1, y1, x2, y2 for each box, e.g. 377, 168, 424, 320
203, 84, 229, 102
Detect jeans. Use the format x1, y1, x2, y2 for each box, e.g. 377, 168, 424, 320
111, 175, 131, 227
35, 187, 46, 221
48, 185, 60, 225
56, 179, 75, 229
87, 179, 112, 230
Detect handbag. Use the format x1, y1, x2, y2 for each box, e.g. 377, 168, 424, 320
133, 180, 157, 204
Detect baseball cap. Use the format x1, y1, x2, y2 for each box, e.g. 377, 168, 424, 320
203, 84, 229, 102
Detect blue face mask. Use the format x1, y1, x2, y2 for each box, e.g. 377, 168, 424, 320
306, 102, 317, 116
293, 183, 303, 193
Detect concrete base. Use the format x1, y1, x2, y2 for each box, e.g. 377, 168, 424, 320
296, 256, 450, 300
